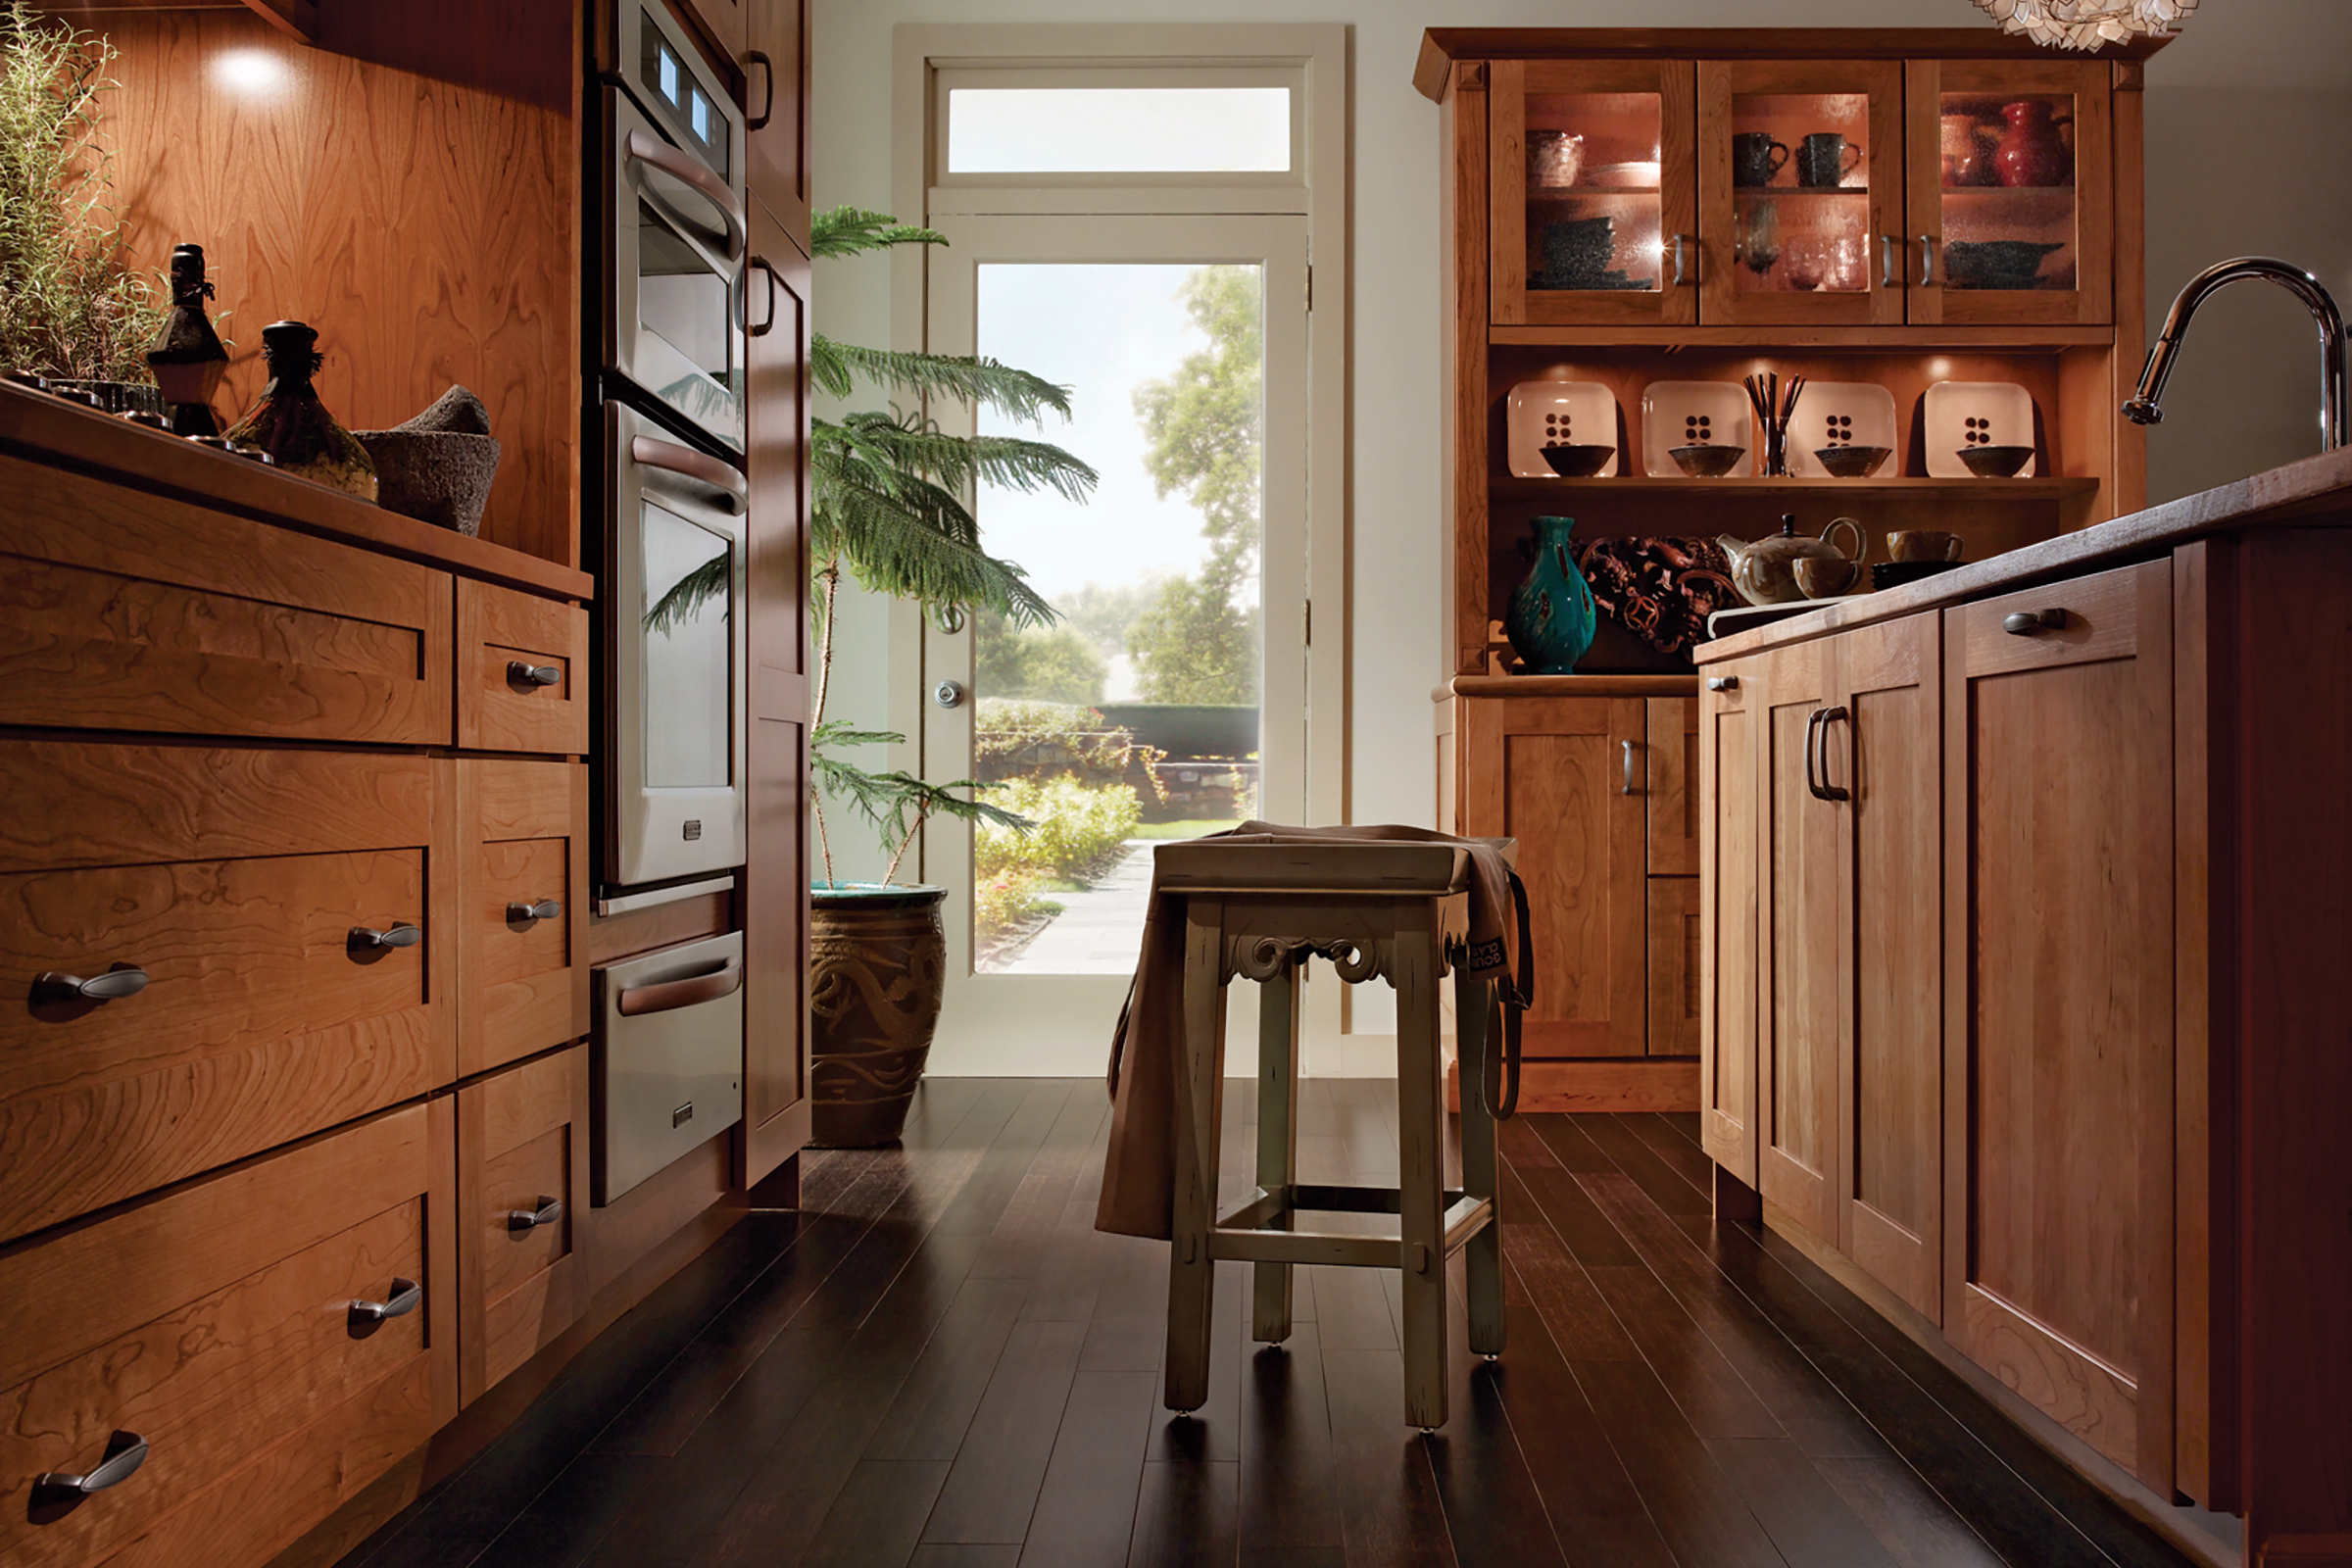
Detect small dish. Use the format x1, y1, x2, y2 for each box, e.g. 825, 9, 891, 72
1642, 381, 1752, 476
1813, 444, 1893, 479
1541, 443, 1616, 478
1793, 557, 1860, 598
1670, 444, 1748, 479
1957, 444, 2035, 478
1506, 380, 1619, 477
1924, 381, 2037, 477
1786, 381, 1899, 478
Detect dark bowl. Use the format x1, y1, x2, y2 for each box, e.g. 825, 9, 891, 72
1957, 444, 2034, 478
1669, 443, 1747, 478
1813, 444, 1892, 478
1541, 443, 1616, 477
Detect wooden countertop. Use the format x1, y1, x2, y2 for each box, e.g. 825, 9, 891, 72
1438, 673, 1699, 702
1694, 444, 2352, 664
0, 380, 593, 602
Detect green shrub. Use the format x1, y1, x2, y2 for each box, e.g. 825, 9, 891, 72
974, 774, 1141, 885
973, 865, 1048, 945
972, 698, 1161, 793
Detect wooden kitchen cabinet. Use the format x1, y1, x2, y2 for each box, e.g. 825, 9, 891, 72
1943, 560, 2174, 1487
1755, 637, 1839, 1242
1698, 666, 1760, 1185
457, 760, 591, 1078
455, 579, 589, 755
458, 1046, 590, 1405
746, 0, 810, 242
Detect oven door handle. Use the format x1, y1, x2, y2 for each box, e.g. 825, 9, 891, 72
616, 957, 744, 1017
631, 434, 749, 509
625, 127, 747, 265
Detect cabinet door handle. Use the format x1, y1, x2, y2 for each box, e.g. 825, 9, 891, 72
2002, 609, 2069, 636
508, 661, 562, 688
348, 922, 423, 952
1671, 233, 1695, 287
507, 899, 564, 924
743, 49, 776, 131
31, 964, 149, 1004
509, 1195, 564, 1232
1807, 706, 1852, 803
33, 1431, 149, 1503
1880, 233, 1901, 288
1706, 674, 1739, 693
1622, 740, 1641, 796
747, 255, 781, 338
1918, 234, 1937, 287
348, 1278, 421, 1326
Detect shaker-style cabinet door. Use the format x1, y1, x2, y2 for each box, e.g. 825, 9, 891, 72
745, 0, 809, 243
1697, 662, 1759, 1183
1696, 59, 1905, 325
1943, 561, 2174, 1491
457, 760, 591, 1078
1905, 58, 2113, 325
1490, 58, 1698, 327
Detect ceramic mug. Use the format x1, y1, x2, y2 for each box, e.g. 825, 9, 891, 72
1796, 133, 1863, 188
1887, 529, 1964, 563
1732, 132, 1790, 188
1793, 556, 1860, 598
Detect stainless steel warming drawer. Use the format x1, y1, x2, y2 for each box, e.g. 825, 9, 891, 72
591, 930, 743, 1203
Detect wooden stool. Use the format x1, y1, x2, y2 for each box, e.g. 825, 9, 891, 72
1156, 837, 1511, 1431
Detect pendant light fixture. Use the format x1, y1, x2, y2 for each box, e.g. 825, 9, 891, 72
1969, 0, 2196, 50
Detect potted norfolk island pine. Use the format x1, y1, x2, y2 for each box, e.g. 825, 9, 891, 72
803, 207, 1095, 1146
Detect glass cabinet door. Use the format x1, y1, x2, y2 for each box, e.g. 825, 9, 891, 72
1696, 61, 1903, 325
1906, 59, 2112, 325
1491, 59, 1696, 327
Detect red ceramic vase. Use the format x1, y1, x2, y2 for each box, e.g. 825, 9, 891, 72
1993, 100, 2073, 188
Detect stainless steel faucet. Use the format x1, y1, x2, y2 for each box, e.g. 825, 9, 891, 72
2124, 257, 2347, 452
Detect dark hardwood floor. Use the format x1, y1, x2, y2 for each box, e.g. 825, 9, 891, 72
341, 1079, 2202, 1568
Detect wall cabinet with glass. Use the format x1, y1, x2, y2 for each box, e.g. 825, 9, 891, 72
1485, 48, 2123, 326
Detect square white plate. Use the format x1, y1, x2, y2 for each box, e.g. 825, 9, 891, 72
1642, 381, 1753, 477
1505, 380, 1620, 478
1923, 381, 2038, 477
1786, 381, 1899, 478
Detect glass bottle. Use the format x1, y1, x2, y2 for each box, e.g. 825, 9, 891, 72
145, 244, 231, 437
224, 320, 377, 501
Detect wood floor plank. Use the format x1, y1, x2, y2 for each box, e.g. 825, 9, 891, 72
1308, 1264, 1399, 1352
1582, 1263, 1786, 1440
1570, 1113, 1712, 1217
1511, 1163, 1641, 1270
1622, 1110, 1720, 1195
1565, 1358, 1792, 1568
865, 1276, 1033, 1465
1128, 1458, 1239, 1568
1705, 1436, 1904, 1568
1816, 1457, 2009, 1568
1423, 1322, 1569, 1568
702, 1375, 906, 1567
1238, 1321, 1346, 1568
804, 1461, 955, 1568
920, 1318, 1089, 1544
1496, 1166, 1640, 1363
909, 1548, 1023, 1568
1018, 1369, 1158, 1567
1320, 1348, 1457, 1568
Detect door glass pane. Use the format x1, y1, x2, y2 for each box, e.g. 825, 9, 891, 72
1523, 91, 1663, 294
1729, 92, 1871, 295
1939, 91, 2080, 293
641, 502, 733, 788
970, 264, 1265, 974
948, 88, 1291, 172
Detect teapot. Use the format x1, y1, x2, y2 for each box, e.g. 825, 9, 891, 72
1717, 514, 1866, 606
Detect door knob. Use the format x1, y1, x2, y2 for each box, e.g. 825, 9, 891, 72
933, 680, 966, 710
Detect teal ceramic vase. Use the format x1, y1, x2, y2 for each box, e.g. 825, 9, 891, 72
1504, 515, 1597, 674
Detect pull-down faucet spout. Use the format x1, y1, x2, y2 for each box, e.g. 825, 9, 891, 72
2124, 257, 2347, 453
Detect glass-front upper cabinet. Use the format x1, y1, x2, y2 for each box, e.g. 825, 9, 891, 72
1696, 62, 1904, 325
1490, 60, 1696, 327
1905, 59, 2112, 325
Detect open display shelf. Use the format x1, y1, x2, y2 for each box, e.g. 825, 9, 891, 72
1491, 473, 2098, 501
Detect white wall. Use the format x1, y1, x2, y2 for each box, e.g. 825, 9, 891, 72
811, 0, 2352, 1040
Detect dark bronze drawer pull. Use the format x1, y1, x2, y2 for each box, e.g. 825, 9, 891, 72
508, 661, 562, 688
349, 1277, 421, 1326
348, 922, 423, 952
32, 965, 149, 1004
507, 900, 563, 924
2002, 609, 2069, 636
34, 1431, 148, 1503
1706, 675, 1739, 692
509, 1195, 564, 1232
1805, 707, 1851, 803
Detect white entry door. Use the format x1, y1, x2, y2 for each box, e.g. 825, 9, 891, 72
919, 214, 1309, 1075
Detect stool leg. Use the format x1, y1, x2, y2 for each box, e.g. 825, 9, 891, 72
1455, 972, 1504, 1358
1252, 957, 1300, 1344
1395, 918, 1448, 1431
1165, 898, 1227, 1413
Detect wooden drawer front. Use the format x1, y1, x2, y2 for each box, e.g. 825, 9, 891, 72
0, 1101, 456, 1568
459, 760, 590, 1076
456, 578, 589, 754
0, 452, 452, 745
459, 1046, 588, 1404
0, 744, 456, 1243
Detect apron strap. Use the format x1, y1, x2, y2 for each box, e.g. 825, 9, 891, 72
1479, 870, 1534, 1122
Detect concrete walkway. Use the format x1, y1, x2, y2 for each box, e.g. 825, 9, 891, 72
996, 839, 1155, 975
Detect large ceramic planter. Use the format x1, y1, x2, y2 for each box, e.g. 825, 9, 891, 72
809, 883, 948, 1147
